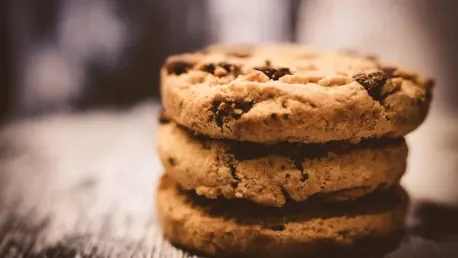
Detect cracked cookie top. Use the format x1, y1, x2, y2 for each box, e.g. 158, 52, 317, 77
161, 44, 434, 143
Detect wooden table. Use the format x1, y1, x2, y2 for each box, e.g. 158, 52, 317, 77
1, 102, 457, 257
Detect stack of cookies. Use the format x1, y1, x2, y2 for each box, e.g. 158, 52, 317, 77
157, 44, 433, 257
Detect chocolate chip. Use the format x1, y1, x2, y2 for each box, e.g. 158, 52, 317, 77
265, 60, 272, 66
218, 62, 234, 72
212, 101, 228, 128
254, 67, 291, 80
168, 157, 176, 166
270, 113, 277, 119
218, 62, 242, 77
166, 61, 193, 75
202, 63, 216, 74
211, 101, 253, 128
353, 72, 389, 101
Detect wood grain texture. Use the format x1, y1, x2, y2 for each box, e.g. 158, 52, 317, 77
0, 102, 457, 257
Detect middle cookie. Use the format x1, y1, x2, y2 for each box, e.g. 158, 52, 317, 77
158, 121, 407, 207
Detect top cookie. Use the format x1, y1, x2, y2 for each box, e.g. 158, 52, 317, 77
161, 44, 433, 143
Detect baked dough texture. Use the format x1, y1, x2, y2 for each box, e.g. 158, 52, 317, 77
157, 175, 407, 257
161, 44, 433, 143
158, 121, 407, 207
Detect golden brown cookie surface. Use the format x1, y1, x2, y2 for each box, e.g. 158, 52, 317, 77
161, 44, 433, 143
158, 121, 407, 207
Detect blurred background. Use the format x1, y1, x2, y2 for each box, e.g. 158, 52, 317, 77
1, 0, 458, 204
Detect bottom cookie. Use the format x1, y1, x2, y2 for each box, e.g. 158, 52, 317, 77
157, 175, 408, 257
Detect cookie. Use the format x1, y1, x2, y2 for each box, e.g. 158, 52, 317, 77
158, 121, 407, 207
161, 44, 434, 143
157, 175, 408, 257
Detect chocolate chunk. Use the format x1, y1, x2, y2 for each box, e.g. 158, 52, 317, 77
218, 62, 242, 77
165, 61, 194, 75
254, 67, 291, 80
353, 72, 389, 101
202, 63, 216, 74
211, 101, 228, 128
211, 101, 253, 128
234, 101, 253, 114
218, 62, 234, 72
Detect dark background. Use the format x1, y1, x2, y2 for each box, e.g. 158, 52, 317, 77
0, 0, 300, 119
1, 1, 458, 119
